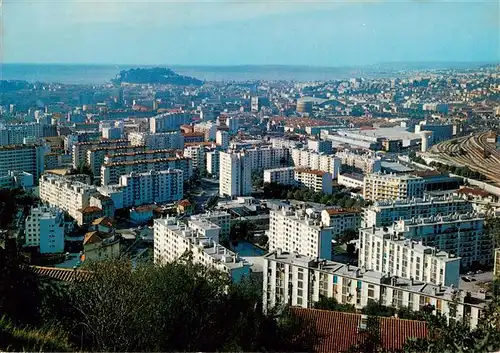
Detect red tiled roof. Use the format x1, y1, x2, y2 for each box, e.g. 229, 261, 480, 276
457, 187, 490, 197
325, 208, 361, 216
30, 266, 91, 282
291, 308, 428, 353
178, 199, 191, 207
91, 216, 114, 228
80, 206, 102, 214
295, 168, 327, 176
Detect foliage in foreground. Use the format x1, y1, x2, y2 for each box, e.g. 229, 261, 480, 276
0, 244, 317, 352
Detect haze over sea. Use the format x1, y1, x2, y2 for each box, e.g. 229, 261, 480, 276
0, 63, 493, 85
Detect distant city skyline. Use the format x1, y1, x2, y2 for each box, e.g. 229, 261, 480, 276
3, 0, 499, 66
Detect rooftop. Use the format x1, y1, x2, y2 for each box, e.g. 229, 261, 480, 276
292, 307, 428, 353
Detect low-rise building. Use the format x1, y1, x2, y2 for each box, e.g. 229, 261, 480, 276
263, 251, 487, 328
337, 173, 364, 189
82, 231, 120, 263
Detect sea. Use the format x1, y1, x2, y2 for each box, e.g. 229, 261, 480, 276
0, 62, 491, 85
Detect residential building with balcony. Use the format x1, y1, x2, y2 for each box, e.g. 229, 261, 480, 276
263, 251, 487, 329
359, 225, 461, 287
24, 205, 66, 254
267, 206, 333, 260
363, 173, 425, 202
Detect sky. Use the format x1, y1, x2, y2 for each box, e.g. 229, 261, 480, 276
2, 0, 499, 66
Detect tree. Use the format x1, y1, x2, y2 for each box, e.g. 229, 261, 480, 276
313, 295, 356, 313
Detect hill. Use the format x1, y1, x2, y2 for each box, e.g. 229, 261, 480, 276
112, 67, 203, 86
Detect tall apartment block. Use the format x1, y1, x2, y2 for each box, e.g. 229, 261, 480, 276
267, 207, 333, 260
219, 150, 252, 197
150, 112, 192, 133
359, 225, 461, 287
119, 169, 183, 207
24, 205, 66, 254
395, 213, 491, 268
184, 145, 206, 171
206, 150, 220, 176
0, 144, 45, 179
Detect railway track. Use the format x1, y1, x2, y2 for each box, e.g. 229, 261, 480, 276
428, 131, 500, 185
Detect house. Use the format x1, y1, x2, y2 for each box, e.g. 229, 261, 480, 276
291, 307, 428, 353
130, 205, 154, 224
77, 206, 104, 226
177, 199, 193, 215
90, 216, 115, 234
82, 231, 120, 263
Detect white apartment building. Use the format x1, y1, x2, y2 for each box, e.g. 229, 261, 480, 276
101, 157, 193, 185
25, 205, 66, 254
0, 123, 55, 146
184, 145, 206, 171
206, 150, 220, 176
216, 130, 229, 149
150, 112, 192, 133
393, 213, 490, 268
103, 149, 180, 165
0, 144, 45, 179
189, 211, 231, 242
337, 173, 365, 189
119, 169, 183, 207
363, 196, 473, 228
264, 167, 295, 185
263, 166, 332, 194
39, 173, 99, 225
154, 217, 251, 282
291, 148, 341, 178
267, 207, 333, 260
321, 208, 362, 239
295, 168, 333, 194
263, 251, 486, 328
270, 137, 301, 150
72, 139, 129, 169
336, 150, 382, 174
87, 145, 146, 177
363, 173, 425, 202
243, 147, 290, 171
359, 225, 461, 287
219, 151, 252, 197
194, 121, 217, 141
307, 139, 333, 154
128, 131, 185, 150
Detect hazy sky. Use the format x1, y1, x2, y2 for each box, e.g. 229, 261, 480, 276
3, 0, 499, 66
